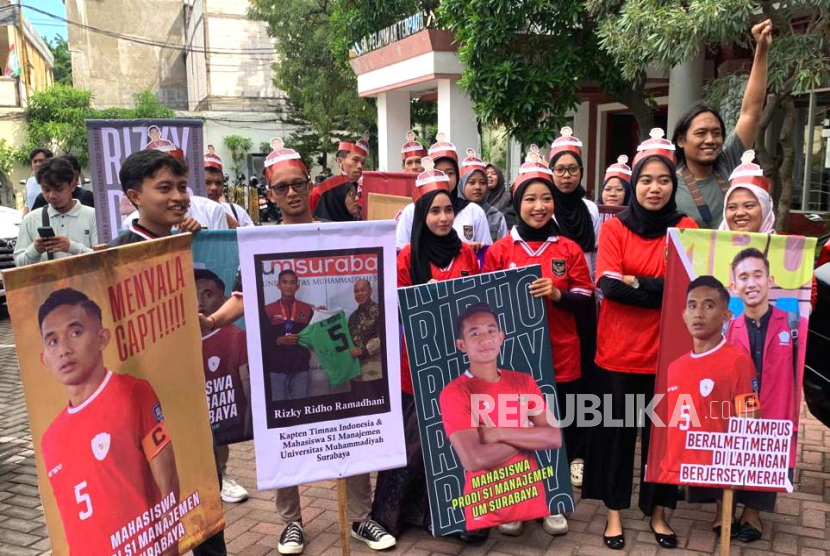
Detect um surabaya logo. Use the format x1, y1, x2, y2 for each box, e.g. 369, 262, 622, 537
261, 254, 378, 277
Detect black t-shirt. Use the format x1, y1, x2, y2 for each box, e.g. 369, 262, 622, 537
32, 188, 95, 210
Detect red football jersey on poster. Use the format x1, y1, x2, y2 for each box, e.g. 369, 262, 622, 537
202, 325, 249, 432
397, 243, 481, 394
483, 229, 594, 383
654, 340, 756, 485
595, 216, 698, 374
440, 370, 551, 530
41, 371, 172, 554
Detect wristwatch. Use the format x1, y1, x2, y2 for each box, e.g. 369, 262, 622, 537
630, 277, 640, 289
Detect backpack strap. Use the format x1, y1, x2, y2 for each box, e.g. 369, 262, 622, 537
786, 310, 800, 382
41, 207, 54, 261
679, 166, 729, 226
229, 202, 239, 221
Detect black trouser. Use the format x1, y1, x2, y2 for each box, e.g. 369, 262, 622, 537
582, 365, 677, 514
193, 440, 227, 555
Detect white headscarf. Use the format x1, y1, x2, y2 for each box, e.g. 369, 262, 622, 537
718, 183, 776, 234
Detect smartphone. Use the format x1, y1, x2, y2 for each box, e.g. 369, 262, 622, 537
37, 226, 55, 238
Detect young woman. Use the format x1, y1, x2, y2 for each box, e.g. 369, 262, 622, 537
672, 20, 772, 228
582, 129, 698, 551
600, 155, 632, 207
484, 162, 515, 227
312, 175, 360, 222
458, 149, 509, 241
372, 158, 480, 539
483, 147, 594, 538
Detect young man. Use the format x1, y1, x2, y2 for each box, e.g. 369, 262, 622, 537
204, 148, 254, 227
32, 155, 95, 210
38, 289, 180, 555
400, 131, 426, 174
196, 269, 251, 504
108, 149, 225, 556
655, 276, 756, 485
15, 157, 97, 266
200, 141, 396, 555
725, 247, 807, 541
23, 147, 53, 213
310, 134, 369, 214
440, 302, 562, 531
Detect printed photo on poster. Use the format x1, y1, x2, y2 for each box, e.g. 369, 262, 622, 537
3, 235, 224, 556
398, 266, 574, 536
648, 229, 815, 492
193, 231, 252, 446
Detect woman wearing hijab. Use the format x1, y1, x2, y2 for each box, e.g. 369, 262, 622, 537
485, 163, 516, 227
371, 159, 480, 540
582, 129, 698, 551
312, 175, 360, 222
458, 149, 509, 241
395, 134, 492, 251
483, 146, 594, 538
600, 156, 632, 207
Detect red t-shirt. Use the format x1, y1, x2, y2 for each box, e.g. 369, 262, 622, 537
654, 340, 756, 486
439, 369, 551, 530
483, 229, 594, 383
202, 325, 249, 432
595, 216, 698, 374
397, 243, 481, 394
41, 371, 172, 554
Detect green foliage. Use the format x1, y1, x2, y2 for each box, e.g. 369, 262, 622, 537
45, 35, 72, 85
0, 139, 17, 186
223, 135, 253, 179
329, 0, 421, 58
411, 98, 437, 145
259, 141, 271, 154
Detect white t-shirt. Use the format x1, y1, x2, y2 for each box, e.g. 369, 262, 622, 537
395, 201, 493, 250
25, 176, 40, 209
123, 196, 229, 231
221, 202, 255, 227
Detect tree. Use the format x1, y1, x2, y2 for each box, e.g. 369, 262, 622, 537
589, 0, 830, 232
249, 0, 377, 167
223, 135, 253, 181
45, 35, 72, 85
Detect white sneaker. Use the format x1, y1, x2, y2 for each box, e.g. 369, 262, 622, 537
351, 519, 396, 550
543, 514, 568, 536
497, 521, 524, 536
278, 521, 305, 554
570, 458, 584, 488
221, 476, 249, 503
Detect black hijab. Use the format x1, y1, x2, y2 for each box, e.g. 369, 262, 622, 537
512, 179, 559, 242
484, 163, 511, 213
410, 190, 463, 285
549, 151, 596, 253
618, 155, 684, 239
435, 156, 469, 214
313, 181, 358, 222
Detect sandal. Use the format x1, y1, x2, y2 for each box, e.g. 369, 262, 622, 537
570, 458, 584, 487
736, 521, 763, 543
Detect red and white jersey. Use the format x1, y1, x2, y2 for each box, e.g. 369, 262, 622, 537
202, 326, 249, 431
484, 228, 594, 382
440, 369, 550, 530
41, 371, 172, 554
655, 340, 756, 485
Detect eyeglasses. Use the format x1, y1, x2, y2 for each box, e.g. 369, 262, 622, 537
268, 179, 309, 196
552, 165, 582, 177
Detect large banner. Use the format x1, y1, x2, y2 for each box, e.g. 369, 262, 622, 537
647, 229, 816, 492
86, 119, 206, 242
398, 266, 574, 536
3, 235, 224, 556
192, 231, 252, 446
237, 221, 406, 489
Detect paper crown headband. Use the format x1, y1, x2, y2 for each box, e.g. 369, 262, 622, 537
401, 130, 427, 160
460, 148, 486, 177
549, 126, 583, 160
729, 150, 770, 193
604, 155, 632, 183
413, 157, 450, 201
513, 145, 554, 195
633, 128, 676, 166
204, 145, 223, 170
143, 126, 185, 161
264, 138, 308, 181
338, 131, 370, 158
428, 132, 458, 162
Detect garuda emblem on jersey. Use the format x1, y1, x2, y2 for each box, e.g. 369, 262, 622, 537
463, 225, 474, 240
92, 432, 111, 461
551, 259, 566, 277
699, 378, 714, 398
208, 356, 221, 372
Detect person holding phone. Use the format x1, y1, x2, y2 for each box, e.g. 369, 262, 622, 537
14, 157, 97, 266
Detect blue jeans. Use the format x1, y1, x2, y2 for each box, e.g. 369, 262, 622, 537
271, 370, 311, 401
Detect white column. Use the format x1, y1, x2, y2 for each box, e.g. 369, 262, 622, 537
376, 90, 411, 172
437, 79, 479, 153
667, 53, 705, 139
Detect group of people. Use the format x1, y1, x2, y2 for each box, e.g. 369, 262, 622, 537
18, 15, 819, 556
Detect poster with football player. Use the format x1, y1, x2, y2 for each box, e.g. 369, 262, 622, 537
3, 235, 224, 556
398, 265, 574, 536
237, 221, 405, 489
647, 228, 815, 492
192, 230, 252, 446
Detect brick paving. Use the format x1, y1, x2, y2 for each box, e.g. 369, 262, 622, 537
0, 310, 828, 555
